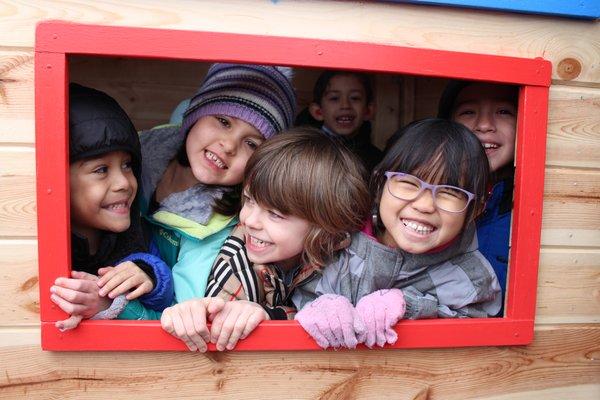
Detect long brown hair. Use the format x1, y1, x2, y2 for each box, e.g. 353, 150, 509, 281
244, 127, 371, 267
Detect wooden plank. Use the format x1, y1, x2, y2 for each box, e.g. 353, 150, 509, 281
541, 199, 600, 247
2, 0, 599, 84
69, 56, 209, 130
544, 167, 600, 199
536, 249, 600, 324
540, 166, 600, 247
482, 384, 600, 400
0, 325, 598, 399
372, 74, 401, 149
0, 50, 34, 144
0, 149, 36, 237
0, 241, 39, 326
546, 85, 600, 169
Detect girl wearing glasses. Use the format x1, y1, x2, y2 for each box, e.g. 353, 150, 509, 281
294, 118, 501, 349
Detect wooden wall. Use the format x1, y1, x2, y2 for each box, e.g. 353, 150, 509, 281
1, 1, 599, 398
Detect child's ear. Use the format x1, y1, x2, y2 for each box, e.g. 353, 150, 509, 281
308, 102, 325, 122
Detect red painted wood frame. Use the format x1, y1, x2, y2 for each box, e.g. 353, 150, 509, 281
35, 21, 550, 351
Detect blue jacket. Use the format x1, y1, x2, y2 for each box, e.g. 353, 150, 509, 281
116, 125, 236, 320
119, 251, 174, 311
476, 177, 513, 316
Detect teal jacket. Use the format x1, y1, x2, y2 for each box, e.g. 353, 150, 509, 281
117, 125, 237, 320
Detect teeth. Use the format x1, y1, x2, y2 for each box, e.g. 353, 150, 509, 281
337, 116, 354, 123
250, 236, 270, 248
402, 219, 434, 234
106, 202, 128, 210
482, 143, 498, 149
206, 151, 226, 169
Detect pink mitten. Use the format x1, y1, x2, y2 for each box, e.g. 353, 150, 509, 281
355, 289, 406, 348
295, 294, 365, 349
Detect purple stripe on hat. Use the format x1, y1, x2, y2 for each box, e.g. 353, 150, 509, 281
182, 102, 276, 140
181, 63, 296, 142
207, 64, 296, 112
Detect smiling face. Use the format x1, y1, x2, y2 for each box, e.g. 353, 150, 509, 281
451, 83, 517, 173
310, 74, 373, 138
185, 115, 265, 186
378, 176, 467, 254
239, 191, 311, 270
70, 151, 138, 244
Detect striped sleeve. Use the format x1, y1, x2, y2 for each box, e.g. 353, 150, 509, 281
205, 235, 261, 303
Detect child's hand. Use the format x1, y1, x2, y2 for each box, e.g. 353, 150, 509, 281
97, 261, 153, 300
355, 288, 406, 348
295, 294, 365, 349
209, 300, 268, 352
161, 297, 226, 352
50, 271, 112, 331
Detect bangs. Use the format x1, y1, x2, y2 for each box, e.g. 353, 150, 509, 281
409, 143, 473, 191
245, 151, 301, 215
376, 119, 489, 200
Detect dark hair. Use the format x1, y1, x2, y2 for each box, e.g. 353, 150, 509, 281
244, 127, 371, 267
372, 118, 489, 233
437, 80, 518, 119
313, 70, 374, 104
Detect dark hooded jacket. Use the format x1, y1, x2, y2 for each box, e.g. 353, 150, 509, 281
68, 83, 173, 311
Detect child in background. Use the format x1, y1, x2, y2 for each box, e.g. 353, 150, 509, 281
50, 83, 174, 330
294, 118, 501, 349
438, 81, 518, 315
302, 70, 382, 171
160, 128, 371, 352
105, 63, 297, 320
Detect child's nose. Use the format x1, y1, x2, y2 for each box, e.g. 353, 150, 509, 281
220, 135, 237, 155
410, 189, 436, 213
243, 207, 262, 229
474, 111, 495, 133
112, 170, 132, 192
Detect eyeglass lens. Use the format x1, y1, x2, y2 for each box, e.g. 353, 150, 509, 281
387, 174, 469, 212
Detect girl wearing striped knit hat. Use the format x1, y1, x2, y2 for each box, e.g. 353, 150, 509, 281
95, 63, 297, 321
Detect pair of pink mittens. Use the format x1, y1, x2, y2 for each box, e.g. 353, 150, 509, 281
295, 289, 406, 349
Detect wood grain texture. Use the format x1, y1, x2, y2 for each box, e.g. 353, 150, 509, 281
2, 0, 600, 85
546, 85, 600, 169
372, 74, 402, 150
0, 325, 598, 399
0, 50, 34, 144
536, 249, 600, 324
541, 166, 600, 247
0, 241, 39, 325
0, 149, 36, 237
0, 2, 599, 397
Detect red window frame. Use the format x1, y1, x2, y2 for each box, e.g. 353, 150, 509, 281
35, 21, 550, 351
